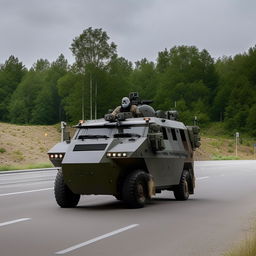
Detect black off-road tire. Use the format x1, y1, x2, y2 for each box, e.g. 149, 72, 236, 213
114, 194, 122, 201
54, 170, 80, 208
122, 170, 149, 208
173, 170, 190, 201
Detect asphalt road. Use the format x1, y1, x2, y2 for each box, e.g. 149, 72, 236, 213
0, 160, 256, 256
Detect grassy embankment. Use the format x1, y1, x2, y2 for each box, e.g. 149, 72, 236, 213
0, 122, 255, 171
195, 122, 255, 161
223, 225, 256, 256
0, 163, 53, 171
0, 122, 60, 171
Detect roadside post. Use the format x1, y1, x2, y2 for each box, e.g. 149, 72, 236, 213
254, 144, 256, 159
61, 121, 67, 142
235, 132, 239, 157
194, 116, 197, 126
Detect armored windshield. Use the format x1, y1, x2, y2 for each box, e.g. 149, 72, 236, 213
76, 125, 147, 139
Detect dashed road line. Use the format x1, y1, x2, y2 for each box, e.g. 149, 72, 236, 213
55, 224, 139, 255
197, 176, 209, 180
0, 174, 55, 181
0, 187, 53, 197
0, 218, 31, 227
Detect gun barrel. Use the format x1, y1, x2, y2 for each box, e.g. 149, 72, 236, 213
141, 100, 153, 105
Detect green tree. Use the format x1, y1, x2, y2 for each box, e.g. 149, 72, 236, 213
215, 46, 256, 133
103, 55, 133, 112
58, 71, 85, 122
70, 27, 117, 71
131, 58, 157, 101
155, 46, 216, 125
156, 48, 170, 73
0, 56, 26, 121
68, 27, 117, 120
31, 59, 50, 72
8, 70, 46, 123
31, 55, 69, 124
247, 105, 256, 136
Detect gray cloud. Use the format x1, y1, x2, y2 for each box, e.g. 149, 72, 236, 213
0, 0, 255, 68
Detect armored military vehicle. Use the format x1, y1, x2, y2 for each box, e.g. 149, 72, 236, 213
48, 92, 200, 208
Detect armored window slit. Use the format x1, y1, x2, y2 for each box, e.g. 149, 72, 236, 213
73, 144, 107, 151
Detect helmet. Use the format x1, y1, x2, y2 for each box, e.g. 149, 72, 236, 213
121, 97, 130, 108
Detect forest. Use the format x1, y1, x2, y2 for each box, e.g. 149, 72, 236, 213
0, 27, 255, 136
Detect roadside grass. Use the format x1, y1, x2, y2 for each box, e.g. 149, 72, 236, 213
211, 154, 240, 160
202, 122, 230, 138
12, 150, 24, 161
0, 162, 53, 171
223, 233, 256, 256
203, 123, 255, 144
199, 122, 255, 160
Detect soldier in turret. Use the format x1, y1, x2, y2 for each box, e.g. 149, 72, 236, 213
112, 97, 140, 117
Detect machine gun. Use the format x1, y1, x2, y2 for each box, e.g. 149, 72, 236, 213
129, 92, 153, 106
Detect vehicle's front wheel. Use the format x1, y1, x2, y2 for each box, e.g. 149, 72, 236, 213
122, 170, 149, 208
173, 170, 190, 200
54, 170, 80, 208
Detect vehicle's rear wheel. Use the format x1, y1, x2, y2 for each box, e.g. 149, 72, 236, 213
122, 170, 149, 208
173, 170, 190, 200
54, 170, 80, 208
114, 194, 122, 201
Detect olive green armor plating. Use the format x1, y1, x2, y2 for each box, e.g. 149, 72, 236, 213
48, 97, 200, 208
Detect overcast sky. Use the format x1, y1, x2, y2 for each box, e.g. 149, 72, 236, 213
0, 0, 255, 68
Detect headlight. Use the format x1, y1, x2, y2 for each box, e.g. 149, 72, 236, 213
49, 153, 65, 159
106, 152, 128, 158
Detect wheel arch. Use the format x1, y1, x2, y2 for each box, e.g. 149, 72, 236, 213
115, 159, 149, 197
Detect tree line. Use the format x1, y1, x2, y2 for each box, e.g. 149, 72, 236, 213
0, 27, 255, 136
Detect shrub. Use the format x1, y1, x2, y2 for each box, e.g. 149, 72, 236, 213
0, 148, 6, 153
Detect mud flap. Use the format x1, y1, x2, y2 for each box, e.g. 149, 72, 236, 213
148, 175, 156, 198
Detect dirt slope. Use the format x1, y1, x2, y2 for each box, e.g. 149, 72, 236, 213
0, 122, 60, 166
194, 136, 255, 160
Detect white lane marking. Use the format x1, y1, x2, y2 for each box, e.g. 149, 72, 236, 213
0, 218, 31, 227
0, 174, 55, 181
0, 170, 56, 176
0, 188, 53, 197
55, 224, 139, 255
197, 176, 209, 180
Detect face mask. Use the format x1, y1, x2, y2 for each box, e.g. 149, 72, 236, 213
121, 97, 130, 108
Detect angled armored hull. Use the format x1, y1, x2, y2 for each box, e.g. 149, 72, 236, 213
49, 109, 200, 208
